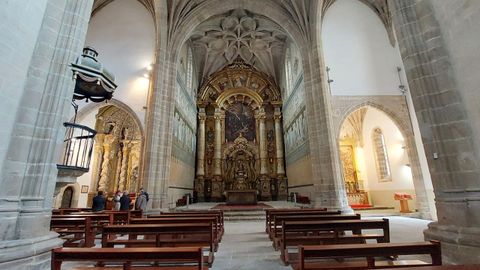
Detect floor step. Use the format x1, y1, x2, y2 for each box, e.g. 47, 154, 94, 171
223, 210, 265, 221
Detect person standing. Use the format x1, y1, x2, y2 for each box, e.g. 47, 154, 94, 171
139, 187, 149, 202
113, 190, 121, 211
135, 190, 147, 213
92, 191, 106, 212
119, 191, 131, 211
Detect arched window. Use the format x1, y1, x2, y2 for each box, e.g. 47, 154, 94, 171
186, 48, 193, 94
284, 48, 293, 97
372, 128, 391, 181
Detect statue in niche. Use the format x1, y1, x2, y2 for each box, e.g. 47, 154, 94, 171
225, 148, 257, 191
130, 167, 138, 192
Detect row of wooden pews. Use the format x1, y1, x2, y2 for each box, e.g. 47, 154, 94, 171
50, 208, 223, 269
265, 208, 443, 269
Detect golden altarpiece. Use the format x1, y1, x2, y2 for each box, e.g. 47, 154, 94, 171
195, 60, 288, 202
87, 105, 142, 205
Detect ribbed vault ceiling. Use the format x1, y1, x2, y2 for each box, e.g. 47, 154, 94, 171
190, 9, 288, 82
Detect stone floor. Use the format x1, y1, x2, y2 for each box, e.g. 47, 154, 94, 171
211, 216, 431, 270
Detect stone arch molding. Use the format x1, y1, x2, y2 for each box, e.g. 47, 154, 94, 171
54, 183, 81, 209
332, 95, 433, 219
333, 97, 411, 142
74, 99, 145, 140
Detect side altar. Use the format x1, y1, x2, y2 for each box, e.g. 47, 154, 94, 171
194, 60, 288, 202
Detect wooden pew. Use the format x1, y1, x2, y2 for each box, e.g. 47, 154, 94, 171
266, 209, 340, 235
377, 266, 480, 270
50, 217, 95, 247
149, 212, 224, 240
167, 210, 224, 227
53, 214, 110, 239
51, 247, 207, 270
280, 219, 390, 265
102, 223, 215, 266
52, 208, 92, 215
271, 214, 362, 249
265, 208, 326, 232
295, 241, 442, 269
70, 210, 140, 224
130, 217, 220, 251
270, 213, 360, 240
160, 210, 224, 230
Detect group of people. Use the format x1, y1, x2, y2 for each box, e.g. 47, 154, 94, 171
92, 188, 149, 212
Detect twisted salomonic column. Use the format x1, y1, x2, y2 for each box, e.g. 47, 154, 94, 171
274, 107, 285, 176
258, 108, 268, 175
213, 108, 223, 176
89, 134, 105, 192
98, 134, 117, 191
118, 141, 131, 191
196, 108, 206, 177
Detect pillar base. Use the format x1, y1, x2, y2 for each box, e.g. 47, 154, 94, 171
424, 222, 480, 264
0, 232, 63, 270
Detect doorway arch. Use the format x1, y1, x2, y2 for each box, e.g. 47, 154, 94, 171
334, 99, 435, 219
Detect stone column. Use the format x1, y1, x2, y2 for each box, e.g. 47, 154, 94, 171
213, 108, 223, 177
196, 108, 206, 177
258, 108, 268, 175
300, 23, 351, 212
118, 141, 131, 191
274, 107, 285, 176
0, 1, 93, 269
390, 0, 480, 264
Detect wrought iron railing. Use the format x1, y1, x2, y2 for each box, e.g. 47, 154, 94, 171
57, 122, 96, 172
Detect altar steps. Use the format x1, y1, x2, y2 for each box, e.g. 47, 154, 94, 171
223, 210, 265, 221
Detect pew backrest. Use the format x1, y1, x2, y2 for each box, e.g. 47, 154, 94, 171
297, 241, 442, 269
50, 217, 95, 247
51, 247, 205, 270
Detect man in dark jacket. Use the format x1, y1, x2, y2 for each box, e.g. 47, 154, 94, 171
120, 191, 131, 211
92, 191, 106, 212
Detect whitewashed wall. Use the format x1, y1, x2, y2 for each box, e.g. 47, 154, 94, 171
361, 107, 416, 210
82, 0, 155, 124
322, 0, 404, 96
74, 110, 98, 207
